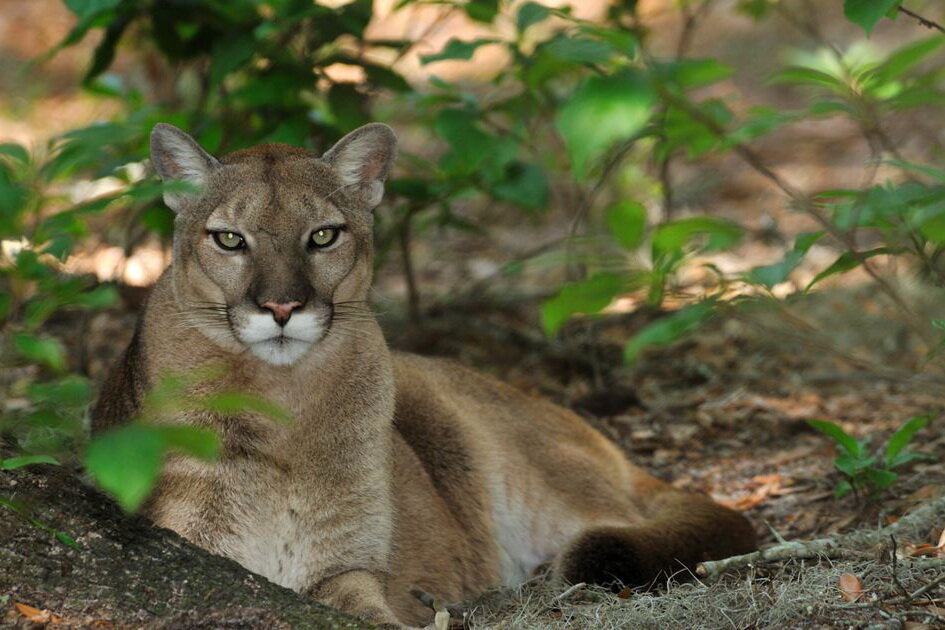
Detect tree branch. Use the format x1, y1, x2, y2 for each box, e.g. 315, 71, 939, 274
696, 538, 842, 577
898, 6, 945, 34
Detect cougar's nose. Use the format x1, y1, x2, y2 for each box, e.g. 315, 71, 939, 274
261, 301, 302, 326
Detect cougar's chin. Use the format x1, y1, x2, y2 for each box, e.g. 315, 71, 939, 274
237, 312, 325, 366
247, 337, 314, 366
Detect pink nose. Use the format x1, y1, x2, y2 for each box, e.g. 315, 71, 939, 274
261, 301, 302, 326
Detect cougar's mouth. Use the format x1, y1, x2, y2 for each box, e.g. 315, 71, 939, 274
237, 311, 326, 366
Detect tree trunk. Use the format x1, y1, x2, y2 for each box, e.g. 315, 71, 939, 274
0, 459, 373, 629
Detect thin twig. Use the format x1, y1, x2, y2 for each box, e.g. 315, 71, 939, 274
556, 582, 587, 601
653, 0, 716, 220
898, 6, 945, 34
889, 535, 913, 600
902, 572, 945, 603
397, 205, 421, 325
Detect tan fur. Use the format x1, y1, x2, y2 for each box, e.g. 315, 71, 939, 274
92, 124, 756, 628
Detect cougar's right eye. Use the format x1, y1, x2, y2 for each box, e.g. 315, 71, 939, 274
211, 231, 246, 251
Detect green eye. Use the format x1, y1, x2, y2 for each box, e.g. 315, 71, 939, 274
310, 227, 340, 249
212, 231, 246, 251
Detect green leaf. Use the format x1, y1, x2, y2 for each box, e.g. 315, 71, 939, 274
542, 35, 614, 65
885, 159, 945, 184
844, 0, 901, 34
918, 204, 945, 244
517, 2, 550, 31
835, 451, 874, 476
747, 252, 804, 289
84, 13, 130, 81
13, 334, 67, 372
770, 66, 848, 92
835, 479, 854, 498
652, 217, 742, 256
491, 162, 550, 210
202, 392, 294, 424
871, 37, 945, 84
0, 169, 26, 226
0, 143, 30, 165
834, 453, 857, 478
541, 272, 625, 335
556, 69, 655, 179
884, 414, 929, 466
155, 426, 220, 460
464, 0, 498, 23
64, 0, 121, 20
327, 83, 369, 133
141, 205, 175, 237
420, 38, 498, 65
657, 59, 733, 89
606, 201, 647, 250
436, 108, 511, 176
77, 285, 118, 309
806, 247, 899, 290
210, 34, 255, 85
624, 301, 714, 364
745, 231, 823, 289
888, 452, 933, 469
84, 424, 164, 512
55, 532, 80, 549
1, 455, 61, 470
808, 419, 861, 457
865, 468, 898, 489
28, 376, 92, 408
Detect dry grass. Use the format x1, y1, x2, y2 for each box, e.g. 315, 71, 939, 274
462, 557, 943, 628
453, 498, 945, 629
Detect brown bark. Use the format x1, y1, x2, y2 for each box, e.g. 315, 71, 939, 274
0, 459, 373, 629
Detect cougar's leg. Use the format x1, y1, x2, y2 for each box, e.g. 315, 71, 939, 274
310, 569, 409, 628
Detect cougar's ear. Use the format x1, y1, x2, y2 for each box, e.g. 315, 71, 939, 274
322, 123, 397, 210
150, 123, 220, 212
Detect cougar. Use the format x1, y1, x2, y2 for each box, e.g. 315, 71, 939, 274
91, 122, 757, 627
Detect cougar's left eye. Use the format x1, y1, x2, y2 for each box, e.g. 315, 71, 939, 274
211, 231, 246, 251
309, 227, 340, 249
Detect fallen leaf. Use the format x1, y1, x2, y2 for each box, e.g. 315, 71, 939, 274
902, 543, 940, 558
14, 602, 62, 624
728, 474, 790, 510
838, 572, 863, 602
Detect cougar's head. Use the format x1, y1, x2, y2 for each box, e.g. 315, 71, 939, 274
150, 122, 396, 366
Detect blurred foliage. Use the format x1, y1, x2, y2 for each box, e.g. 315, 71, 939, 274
2, 0, 945, 509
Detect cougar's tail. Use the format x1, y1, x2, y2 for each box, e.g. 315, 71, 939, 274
554, 490, 757, 589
